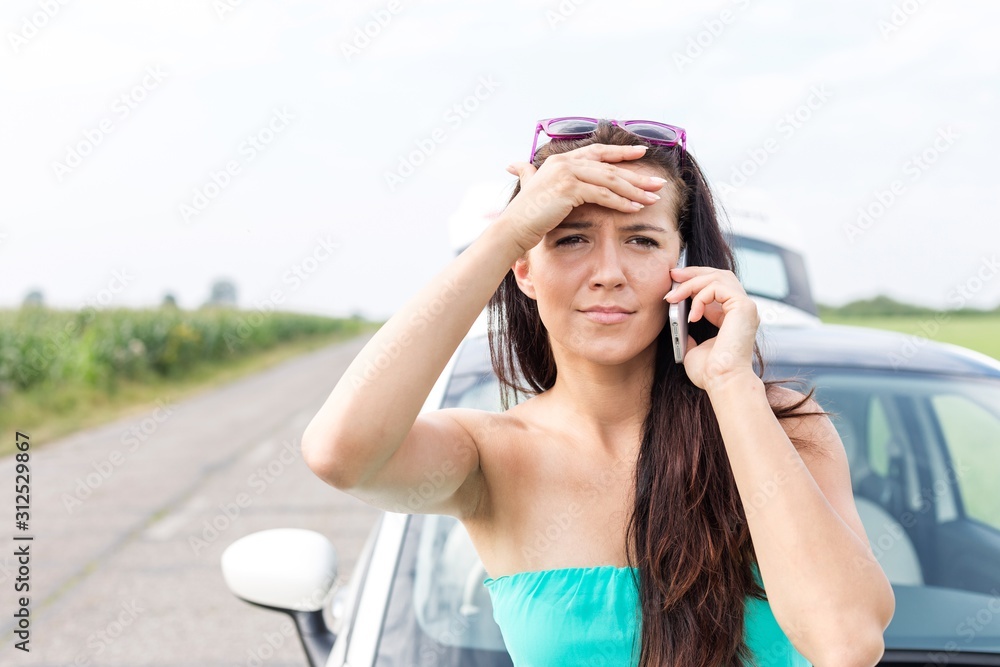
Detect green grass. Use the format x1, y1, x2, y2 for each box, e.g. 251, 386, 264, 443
0, 306, 383, 457
819, 313, 1000, 361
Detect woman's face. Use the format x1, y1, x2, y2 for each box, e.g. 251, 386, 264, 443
512, 162, 684, 367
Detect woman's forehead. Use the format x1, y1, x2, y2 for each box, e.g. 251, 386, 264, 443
562, 198, 680, 231
554, 215, 676, 235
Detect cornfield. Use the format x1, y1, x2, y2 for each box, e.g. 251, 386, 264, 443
0, 305, 367, 399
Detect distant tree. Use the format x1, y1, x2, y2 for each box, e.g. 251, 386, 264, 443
161, 293, 178, 308
206, 279, 238, 308
818, 295, 928, 317
818, 294, 1000, 318
22, 289, 44, 307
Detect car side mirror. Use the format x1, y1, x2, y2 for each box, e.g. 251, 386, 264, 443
221, 528, 339, 667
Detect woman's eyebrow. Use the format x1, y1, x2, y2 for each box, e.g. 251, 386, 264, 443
554, 220, 670, 234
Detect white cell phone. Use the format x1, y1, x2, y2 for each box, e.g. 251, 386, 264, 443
668, 246, 688, 364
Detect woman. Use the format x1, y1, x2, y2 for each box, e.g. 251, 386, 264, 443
302, 118, 895, 666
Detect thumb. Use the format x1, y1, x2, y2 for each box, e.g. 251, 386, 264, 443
506, 161, 536, 182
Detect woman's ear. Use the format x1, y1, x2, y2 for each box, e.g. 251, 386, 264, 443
511, 253, 537, 300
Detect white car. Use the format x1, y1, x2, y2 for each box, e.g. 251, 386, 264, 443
221, 316, 1000, 666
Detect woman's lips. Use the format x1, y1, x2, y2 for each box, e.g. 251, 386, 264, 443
581, 310, 633, 324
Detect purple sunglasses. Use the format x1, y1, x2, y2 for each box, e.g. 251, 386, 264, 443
529, 117, 687, 163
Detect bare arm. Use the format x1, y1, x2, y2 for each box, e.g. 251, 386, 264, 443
665, 264, 893, 666
302, 143, 665, 519
708, 376, 894, 666
300, 217, 530, 514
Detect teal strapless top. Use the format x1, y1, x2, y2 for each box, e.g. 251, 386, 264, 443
483, 563, 811, 666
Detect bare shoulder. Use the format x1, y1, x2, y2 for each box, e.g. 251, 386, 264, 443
442, 404, 530, 522
442, 404, 526, 456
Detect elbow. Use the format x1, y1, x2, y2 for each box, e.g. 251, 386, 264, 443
817, 633, 885, 667
301, 428, 357, 490
879, 582, 896, 631
819, 572, 895, 666
815, 628, 886, 667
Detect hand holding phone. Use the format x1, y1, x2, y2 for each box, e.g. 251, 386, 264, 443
668, 246, 688, 364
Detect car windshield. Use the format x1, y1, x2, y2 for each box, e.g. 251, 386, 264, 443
373, 337, 1000, 663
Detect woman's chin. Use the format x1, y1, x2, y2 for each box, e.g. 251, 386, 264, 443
567, 338, 653, 366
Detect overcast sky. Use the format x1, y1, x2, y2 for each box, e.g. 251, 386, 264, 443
2, 0, 998, 320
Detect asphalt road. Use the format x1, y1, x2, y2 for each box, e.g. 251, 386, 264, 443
0, 331, 383, 666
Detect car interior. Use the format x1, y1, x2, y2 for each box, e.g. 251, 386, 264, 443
805, 371, 1000, 597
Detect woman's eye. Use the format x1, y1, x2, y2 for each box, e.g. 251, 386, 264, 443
554, 236, 660, 247
632, 237, 660, 248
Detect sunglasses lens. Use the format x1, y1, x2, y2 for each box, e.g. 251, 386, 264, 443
624, 122, 679, 143
533, 118, 684, 163
546, 118, 599, 135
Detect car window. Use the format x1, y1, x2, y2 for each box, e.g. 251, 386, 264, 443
373, 511, 512, 666
930, 391, 1000, 532
735, 244, 790, 300
849, 389, 927, 521
728, 234, 818, 316
867, 398, 892, 477
772, 367, 1000, 655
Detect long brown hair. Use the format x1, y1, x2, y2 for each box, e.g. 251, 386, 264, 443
486, 121, 830, 666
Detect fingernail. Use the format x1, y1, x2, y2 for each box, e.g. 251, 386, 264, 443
631, 145, 648, 150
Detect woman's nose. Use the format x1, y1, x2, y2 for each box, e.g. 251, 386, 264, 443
589, 240, 627, 288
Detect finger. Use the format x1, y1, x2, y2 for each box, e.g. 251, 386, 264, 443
602, 161, 669, 194
557, 162, 649, 213
664, 272, 720, 301
576, 162, 663, 207
667, 268, 742, 296
670, 266, 741, 282
572, 142, 650, 163
690, 296, 725, 325
576, 145, 670, 194
686, 279, 740, 320
688, 283, 726, 324
508, 162, 537, 186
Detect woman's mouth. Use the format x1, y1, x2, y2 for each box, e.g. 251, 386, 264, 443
580, 310, 633, 324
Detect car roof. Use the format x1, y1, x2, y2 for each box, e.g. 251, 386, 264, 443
757, 323, 1000, 376
464, 309, 1000, 378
